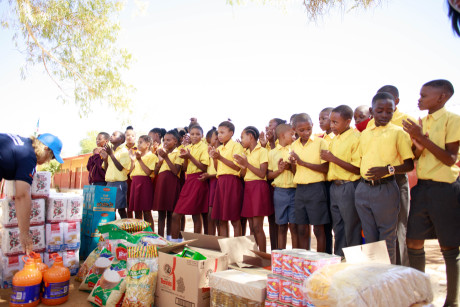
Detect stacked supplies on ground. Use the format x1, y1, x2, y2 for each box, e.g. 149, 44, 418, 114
0, 173, 50, 288
45, 192, 83, 275
76, 219, 168, 307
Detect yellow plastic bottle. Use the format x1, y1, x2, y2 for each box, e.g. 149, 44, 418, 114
10, 255, 42, 307
41, 254, 70, 306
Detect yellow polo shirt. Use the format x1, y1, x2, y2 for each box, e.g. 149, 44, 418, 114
327, 129, 361, 181
323, 132, 335, 145
242, 144, 268, 181
130, 152, 158, 177
216, 139, 244, 177
367, 108, 416, 129
291, 136, 328, 184
158, 148, 183, 176
207, 156, 217, 176
258, 139, 279, 152
356, 123, 414, 179
416, 107, 460, 183
268, 144, 296, 188
186, 141, 209, 175
105, 146, 131, 182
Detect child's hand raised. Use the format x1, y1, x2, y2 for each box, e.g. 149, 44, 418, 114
135, 151, 142, 160
209, 147, 220, 159
100, 149, 108, 160
129, 149, 136, 161
157, 148, 168, 159
233, 154, 248, 168
104, 144, 113, 155
278, 158, 289, 171
179, 148, 191, 159
289, 151, 300, 162
151, 142, 159, 154
402, 118, 424, 141
259, 131, 267, 148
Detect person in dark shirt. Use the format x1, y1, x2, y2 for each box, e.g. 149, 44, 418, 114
0, 133, 63, 254
86, 132, 110, 185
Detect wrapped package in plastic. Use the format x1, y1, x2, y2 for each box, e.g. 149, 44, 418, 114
303, 263, 433, 307
31, 171, 51, 198
66, 195, 83, 222
46, 194, 68, 223
1, 225, 46, 256
209, 269, 268, 307
0, 198, 45, 228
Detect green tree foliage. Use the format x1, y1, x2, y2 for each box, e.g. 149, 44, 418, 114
39, 159, 61, 176
1, 0, 134, 116
79, 130, 98, 154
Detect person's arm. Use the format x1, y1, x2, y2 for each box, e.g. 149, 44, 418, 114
15, 181, 33, 254
153, 159, 163, 175
137, 154, 153, 176
365, 159, 414, 180
216, 152, 241, 172
290, 151, 328, 174
320, 150, 360, 175
268, 158, 287, 180
403, 118, 459, 166
185, 150, 207, 172
105, 145, 124, 171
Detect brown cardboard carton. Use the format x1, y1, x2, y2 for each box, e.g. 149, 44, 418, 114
156, 236, 228, 307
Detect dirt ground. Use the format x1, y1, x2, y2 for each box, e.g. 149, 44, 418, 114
0, 215, 448, 306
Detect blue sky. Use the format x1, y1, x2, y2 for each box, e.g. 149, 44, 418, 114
1, 0, 460, 156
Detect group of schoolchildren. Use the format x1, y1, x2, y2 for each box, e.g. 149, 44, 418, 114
87, 79, 460, 307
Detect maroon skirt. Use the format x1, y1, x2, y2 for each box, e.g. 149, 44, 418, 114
153, 171, 181, 211
241, 180, 274, 218
129, 176, 154, 211
174, 173, 209, 215
212, 175, 243, 221
208, 177, 217, 207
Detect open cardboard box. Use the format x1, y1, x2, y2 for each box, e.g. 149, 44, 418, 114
181, 232, 272, 273
155, 234, 229, 307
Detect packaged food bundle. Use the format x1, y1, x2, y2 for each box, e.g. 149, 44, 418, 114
304, 263, 433, 307
0, 253, 25, 288
133, 231, 170, 247
63, 250, 79, 275
107, 231, 139, 257
31, 171, 51, 198
46, 222, 64, 252
122, 246, 158, 307
0, 198, 45, 228
88, 257, 127, 307
1, 225, 45, 256
46, 194, 67, 223
63, 221, 81, 250
76, 247, 101, 282
102, 219, 151, 234
80, 248, 115, 291
66, 196, 83, 222
44, 251, 63, 268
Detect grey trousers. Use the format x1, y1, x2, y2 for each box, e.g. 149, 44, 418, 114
330, 181, 362, 257
395, 174, 410, 266
355, 180, 400, 264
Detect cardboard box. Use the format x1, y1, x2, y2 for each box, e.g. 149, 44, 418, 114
156, 235, 229, 307
83, 210, 115, 236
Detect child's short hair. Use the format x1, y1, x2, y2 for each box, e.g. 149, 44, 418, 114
321, 107, 334, 114
332, 105, 353, 121
166, 129, 181, 144
243, 126, 259, 140
189, 125, 203, 134
206, 127, 217, 139
139, 135, 152, 145
377, 85, 399, 100
149, 128, 167, 140
218, 121, 235, 132
372, 92, 395, 106
423, 79, 454, 97
272, 118, 287, 126
275, 124, 292, 139
98, 132, 110, 140
292, 113, 312, 128
116, 131, 126, 143
448, 2, 460, 36
126, 125, 134, 131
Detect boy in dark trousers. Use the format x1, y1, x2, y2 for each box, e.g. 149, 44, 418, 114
403, 79, 460, 307
354, 92, 414, 264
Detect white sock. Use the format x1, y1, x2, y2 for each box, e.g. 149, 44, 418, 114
167, 235, 172, 241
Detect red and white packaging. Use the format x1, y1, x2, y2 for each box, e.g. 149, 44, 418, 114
63, 221, 80, 250
1, 225, 45, 256
0, 253, 25, 288
279, 278, 292, 304
43, 251, 63, 267
271, 250, 283, 275
266, 274, 280, 301
66, 196, 83, 222
282, 252, 293, 278
31, 171, 51, 199
46, 194, 67, 223
291, 281, 304, 307
1, 198, 45, 228
63, 250, 79, 275
45, 222, 64, 252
